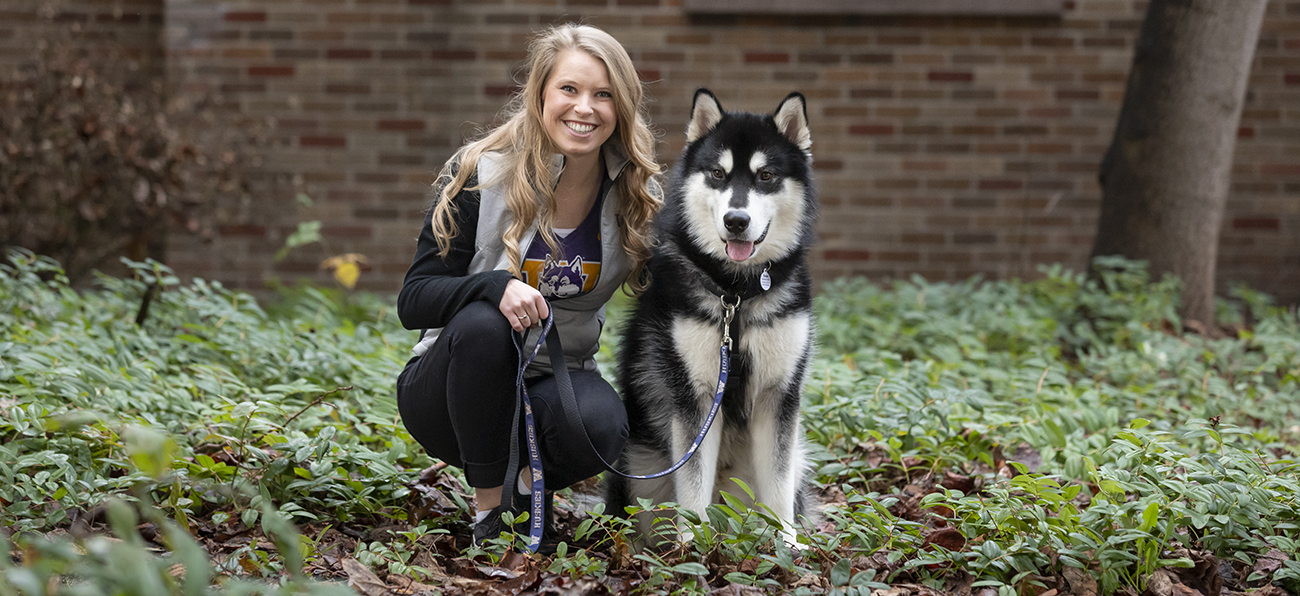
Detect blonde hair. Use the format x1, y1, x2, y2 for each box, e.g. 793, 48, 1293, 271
428, 24, 662, 294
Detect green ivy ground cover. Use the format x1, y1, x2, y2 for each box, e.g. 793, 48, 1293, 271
2, 250, 1299, 596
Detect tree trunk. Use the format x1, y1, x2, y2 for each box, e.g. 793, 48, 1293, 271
1091, 0, 1267, 325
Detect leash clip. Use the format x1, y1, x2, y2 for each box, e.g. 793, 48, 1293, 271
720, 294, 739, 350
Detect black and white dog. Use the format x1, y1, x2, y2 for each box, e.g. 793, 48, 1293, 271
607, 89, 818, 547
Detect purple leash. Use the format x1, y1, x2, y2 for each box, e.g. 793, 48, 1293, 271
506, 296, 735, 553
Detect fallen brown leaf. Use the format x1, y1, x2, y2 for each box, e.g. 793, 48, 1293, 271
342, 558, 391, 596
922, 528, 966, 552
1252, 549, 1288, 579
1062, 566, 1099, 596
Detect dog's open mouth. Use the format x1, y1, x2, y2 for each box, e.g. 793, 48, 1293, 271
724, 225, 770, 262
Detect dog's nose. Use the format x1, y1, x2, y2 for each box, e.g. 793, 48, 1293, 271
723, 211, 750, 234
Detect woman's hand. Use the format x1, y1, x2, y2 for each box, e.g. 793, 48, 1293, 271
499, 279, 550, 331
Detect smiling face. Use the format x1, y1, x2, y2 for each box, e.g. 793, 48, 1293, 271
541, 50, 618, 161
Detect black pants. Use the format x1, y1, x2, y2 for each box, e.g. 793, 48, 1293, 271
396, 301, 628, 490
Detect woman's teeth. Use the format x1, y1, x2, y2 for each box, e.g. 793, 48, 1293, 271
566, 122, 595, 134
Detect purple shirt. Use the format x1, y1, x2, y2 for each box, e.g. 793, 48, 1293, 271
521, 191, 605, 300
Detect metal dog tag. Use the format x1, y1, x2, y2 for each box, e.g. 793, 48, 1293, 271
759, 267, 771, 291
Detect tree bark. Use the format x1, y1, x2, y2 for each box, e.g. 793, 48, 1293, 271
1091, 0, 1267, 324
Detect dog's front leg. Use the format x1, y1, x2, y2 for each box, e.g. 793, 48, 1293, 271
671, 409, 722, 542
751, 386, 805, 548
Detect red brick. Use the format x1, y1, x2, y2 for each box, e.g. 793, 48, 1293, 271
1232, 217, 1280, 231
849, 53, 894, 64
1261, 163, 1300, 175
224, 11, 266, 22
745, 52, 789, 64
1028, 107, 1071, 118
1056, 89, 1100, 101
433, 50, 477, 60
1030, 36, 1074, 48
378, 119, 426, 131
928, 71, 973, 82
380, 49, 423, 60
824, 249, 871, 261
301, 135, 347, 148
954, 233, 997, 244
277, 118, 318, 129
249, 66, 294, 77
327, 48, 373, 60
637, 69, 661, 82
799, 52, 842, 64
879, 34, 922, 45
850, 88, 893, 99
979, 179, 1024, 190
486, 51, 528, 61
1239, 127, 1255, 139
485, 84, 522, 97
642, 51, 685, 62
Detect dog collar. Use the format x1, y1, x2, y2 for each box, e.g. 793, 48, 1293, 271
696, 264, 772, 304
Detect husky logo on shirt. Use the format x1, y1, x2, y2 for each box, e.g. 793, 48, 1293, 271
524, 255, 599, 299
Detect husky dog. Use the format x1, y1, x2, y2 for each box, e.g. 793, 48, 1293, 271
607, 89, 818, 547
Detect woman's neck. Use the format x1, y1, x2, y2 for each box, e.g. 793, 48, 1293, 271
557, 151, 602, 193
552, 151, 604, 228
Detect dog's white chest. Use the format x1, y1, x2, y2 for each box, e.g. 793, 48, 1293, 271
738, 312, 811, 393
670, 312, 812, 402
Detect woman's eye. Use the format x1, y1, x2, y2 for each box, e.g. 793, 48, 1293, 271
560, 85, 576, 93
597, 91, 612, 98
759, 171, 773, 181
711, 169, 725, 179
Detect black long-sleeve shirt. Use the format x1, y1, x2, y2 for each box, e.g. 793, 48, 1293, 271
397, 188, 514, 332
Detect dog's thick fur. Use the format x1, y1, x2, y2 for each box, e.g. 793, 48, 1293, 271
607, 89, 818, 546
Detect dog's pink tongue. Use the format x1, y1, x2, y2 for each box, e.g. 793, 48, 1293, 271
726, 240, 755, 261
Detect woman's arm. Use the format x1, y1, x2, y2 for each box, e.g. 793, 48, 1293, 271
397, 189, 514, 331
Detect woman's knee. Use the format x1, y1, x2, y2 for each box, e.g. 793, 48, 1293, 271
442, 301, 515, 362
568, 372, 628, 461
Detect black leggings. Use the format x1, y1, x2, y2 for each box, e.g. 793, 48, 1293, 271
396, 300, 628, 490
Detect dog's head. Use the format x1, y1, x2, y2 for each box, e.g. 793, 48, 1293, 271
674, 89, 815, 270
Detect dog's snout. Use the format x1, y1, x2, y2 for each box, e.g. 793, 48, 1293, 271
723, 210, 750, 234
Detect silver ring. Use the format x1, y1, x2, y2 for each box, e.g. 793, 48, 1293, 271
517, 314, 529, 322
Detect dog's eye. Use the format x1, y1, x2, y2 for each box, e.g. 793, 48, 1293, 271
758, 171, 774, 181
710, 168, 725, 180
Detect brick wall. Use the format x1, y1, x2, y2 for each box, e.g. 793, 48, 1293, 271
37, 0, 1300, 302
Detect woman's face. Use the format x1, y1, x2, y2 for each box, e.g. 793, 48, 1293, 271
541, 50, 617, 161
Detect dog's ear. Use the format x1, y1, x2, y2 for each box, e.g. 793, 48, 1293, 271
773, 92, 811, 152
686, 89, 723, 143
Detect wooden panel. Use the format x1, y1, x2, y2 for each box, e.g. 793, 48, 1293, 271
682, 0, 1065, 15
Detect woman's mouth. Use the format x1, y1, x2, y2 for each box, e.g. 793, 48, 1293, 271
565, 121, 596, 135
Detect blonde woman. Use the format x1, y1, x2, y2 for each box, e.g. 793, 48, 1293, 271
395, 24, 661, 551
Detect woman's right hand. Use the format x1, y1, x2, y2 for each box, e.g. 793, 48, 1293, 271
499, 279, 550, 332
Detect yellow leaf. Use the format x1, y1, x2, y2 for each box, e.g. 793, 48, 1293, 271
333, 262, 360, 289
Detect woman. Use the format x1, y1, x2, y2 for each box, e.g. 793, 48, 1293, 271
395, 24, 661, 550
